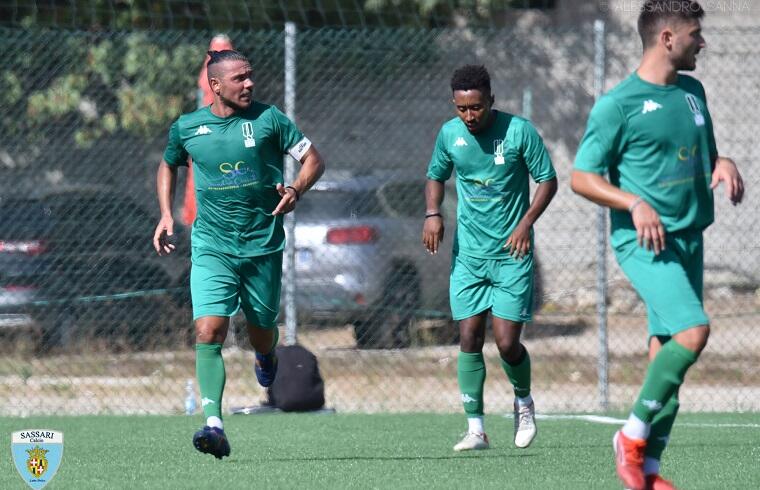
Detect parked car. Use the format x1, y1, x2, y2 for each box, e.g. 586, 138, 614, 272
291, 171, 450, 348
0, 188, 190, 350
292, 170, 545, 348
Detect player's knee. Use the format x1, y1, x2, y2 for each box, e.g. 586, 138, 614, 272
459, 330, 484, 352
496, 339, 521, 362
194, 320, 227, 344
675, 324, 710, 355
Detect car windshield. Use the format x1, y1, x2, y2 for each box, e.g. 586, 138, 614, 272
296, 190, 383, 221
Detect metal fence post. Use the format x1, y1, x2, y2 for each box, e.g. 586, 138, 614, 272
522, 86, 532, 120
283, 21, 298, 345
593, 18, 609, 411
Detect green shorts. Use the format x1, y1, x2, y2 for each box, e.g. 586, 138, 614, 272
613, 228, 708, 337
190, 248, 282, 328
449, 253, 534, 323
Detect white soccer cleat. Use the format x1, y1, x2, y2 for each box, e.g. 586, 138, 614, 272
514, 400, 537, 448
453, 432, 490, 452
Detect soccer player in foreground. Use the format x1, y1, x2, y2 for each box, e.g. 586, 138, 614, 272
423, 65, 557, 452
153, 50, 325, 459
572, 2, 744, 488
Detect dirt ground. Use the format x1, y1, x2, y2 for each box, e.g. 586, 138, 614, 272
2, 301, 758, 416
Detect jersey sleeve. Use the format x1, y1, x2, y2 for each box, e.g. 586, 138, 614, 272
519, 121, 556, 183
573, 95, 626, 174
426, 128, 454, 182
162, 120, 189, 167
271, 106, 312, 161
698, 82, 719, 164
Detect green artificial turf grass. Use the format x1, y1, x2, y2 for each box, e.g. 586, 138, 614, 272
1, 413, 758, 489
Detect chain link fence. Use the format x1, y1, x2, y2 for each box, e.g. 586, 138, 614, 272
0, 20, 757, 416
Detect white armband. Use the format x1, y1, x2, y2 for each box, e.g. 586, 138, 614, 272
288, 137, 312, 161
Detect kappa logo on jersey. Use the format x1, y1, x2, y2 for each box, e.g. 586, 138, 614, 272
454, 137, 468, 147
194, 125, 212, 136
642, 100, 663, 114
241, 122, 255, 147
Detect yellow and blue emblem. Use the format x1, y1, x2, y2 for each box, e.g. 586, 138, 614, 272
12, 430, 63, 489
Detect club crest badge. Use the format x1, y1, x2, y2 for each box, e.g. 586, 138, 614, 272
493, 139, 505, 165
685, 94, 705, 127
12, 430, 63, 489
241, 121, 256, 147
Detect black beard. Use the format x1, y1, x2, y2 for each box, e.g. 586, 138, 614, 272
219, 93, 251, 111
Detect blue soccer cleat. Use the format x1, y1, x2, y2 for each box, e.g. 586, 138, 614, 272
192, 426, 230, 460
254, 350, 278, 387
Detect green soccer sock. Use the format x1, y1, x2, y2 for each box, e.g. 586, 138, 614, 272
458, 351, 486, 417
196, 343, 226, 420
500, 345, 531, 399
645, 392, 680, 461
632, 340, 697, 423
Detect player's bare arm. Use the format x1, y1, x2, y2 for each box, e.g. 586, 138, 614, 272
153, 159, 178, 255
571, 170, 666, 255
422, 179, 445, 255
273, 145, 326, 216
711, 156, 744, 205
504, 177, 557, 259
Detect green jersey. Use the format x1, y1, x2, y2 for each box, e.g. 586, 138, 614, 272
163, 103, 310, 257
574, 73, 717, 245
427, 111, 556, 259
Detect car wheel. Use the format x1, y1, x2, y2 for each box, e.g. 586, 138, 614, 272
35, 308, 77, 353
354, 265, 420, 349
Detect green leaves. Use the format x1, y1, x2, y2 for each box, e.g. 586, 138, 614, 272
3, 31, 201, 150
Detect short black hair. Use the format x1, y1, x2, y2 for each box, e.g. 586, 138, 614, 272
207, 49, 249, 79
638, 0, 705, 49
450, 65, 491, 94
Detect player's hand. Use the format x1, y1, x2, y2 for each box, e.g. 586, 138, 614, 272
631, 200, 666, 255
422, 216, 444, 254
272, 183, 297, 216
711, 157, 744, 205
504, 220, 532, 260
153, 216, 176, 256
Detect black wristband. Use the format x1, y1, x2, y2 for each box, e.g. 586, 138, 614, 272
285, 185, 300, 201
425, 212, 442, 219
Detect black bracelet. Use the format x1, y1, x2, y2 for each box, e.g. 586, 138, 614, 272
285, 185, 300, 201
425, 212, 442, 219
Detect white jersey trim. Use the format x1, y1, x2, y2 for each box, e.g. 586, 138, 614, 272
288, 137, 312, 161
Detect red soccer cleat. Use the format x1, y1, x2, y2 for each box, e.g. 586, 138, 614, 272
613, 430, 646, 490
646, 474, 677, 490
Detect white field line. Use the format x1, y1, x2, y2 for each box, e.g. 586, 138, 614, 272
530, 413, 760, 428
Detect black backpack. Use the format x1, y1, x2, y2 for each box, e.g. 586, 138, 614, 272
267, 344, 325, 412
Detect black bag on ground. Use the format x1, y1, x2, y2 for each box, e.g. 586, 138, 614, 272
267, 344, 325, 412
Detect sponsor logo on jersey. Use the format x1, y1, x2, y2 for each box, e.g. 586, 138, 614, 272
194, 125, 212, 135
207, 161, 260, 191
641, 100, 663, 114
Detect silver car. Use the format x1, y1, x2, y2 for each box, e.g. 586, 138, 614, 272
292, 171, 455, 348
